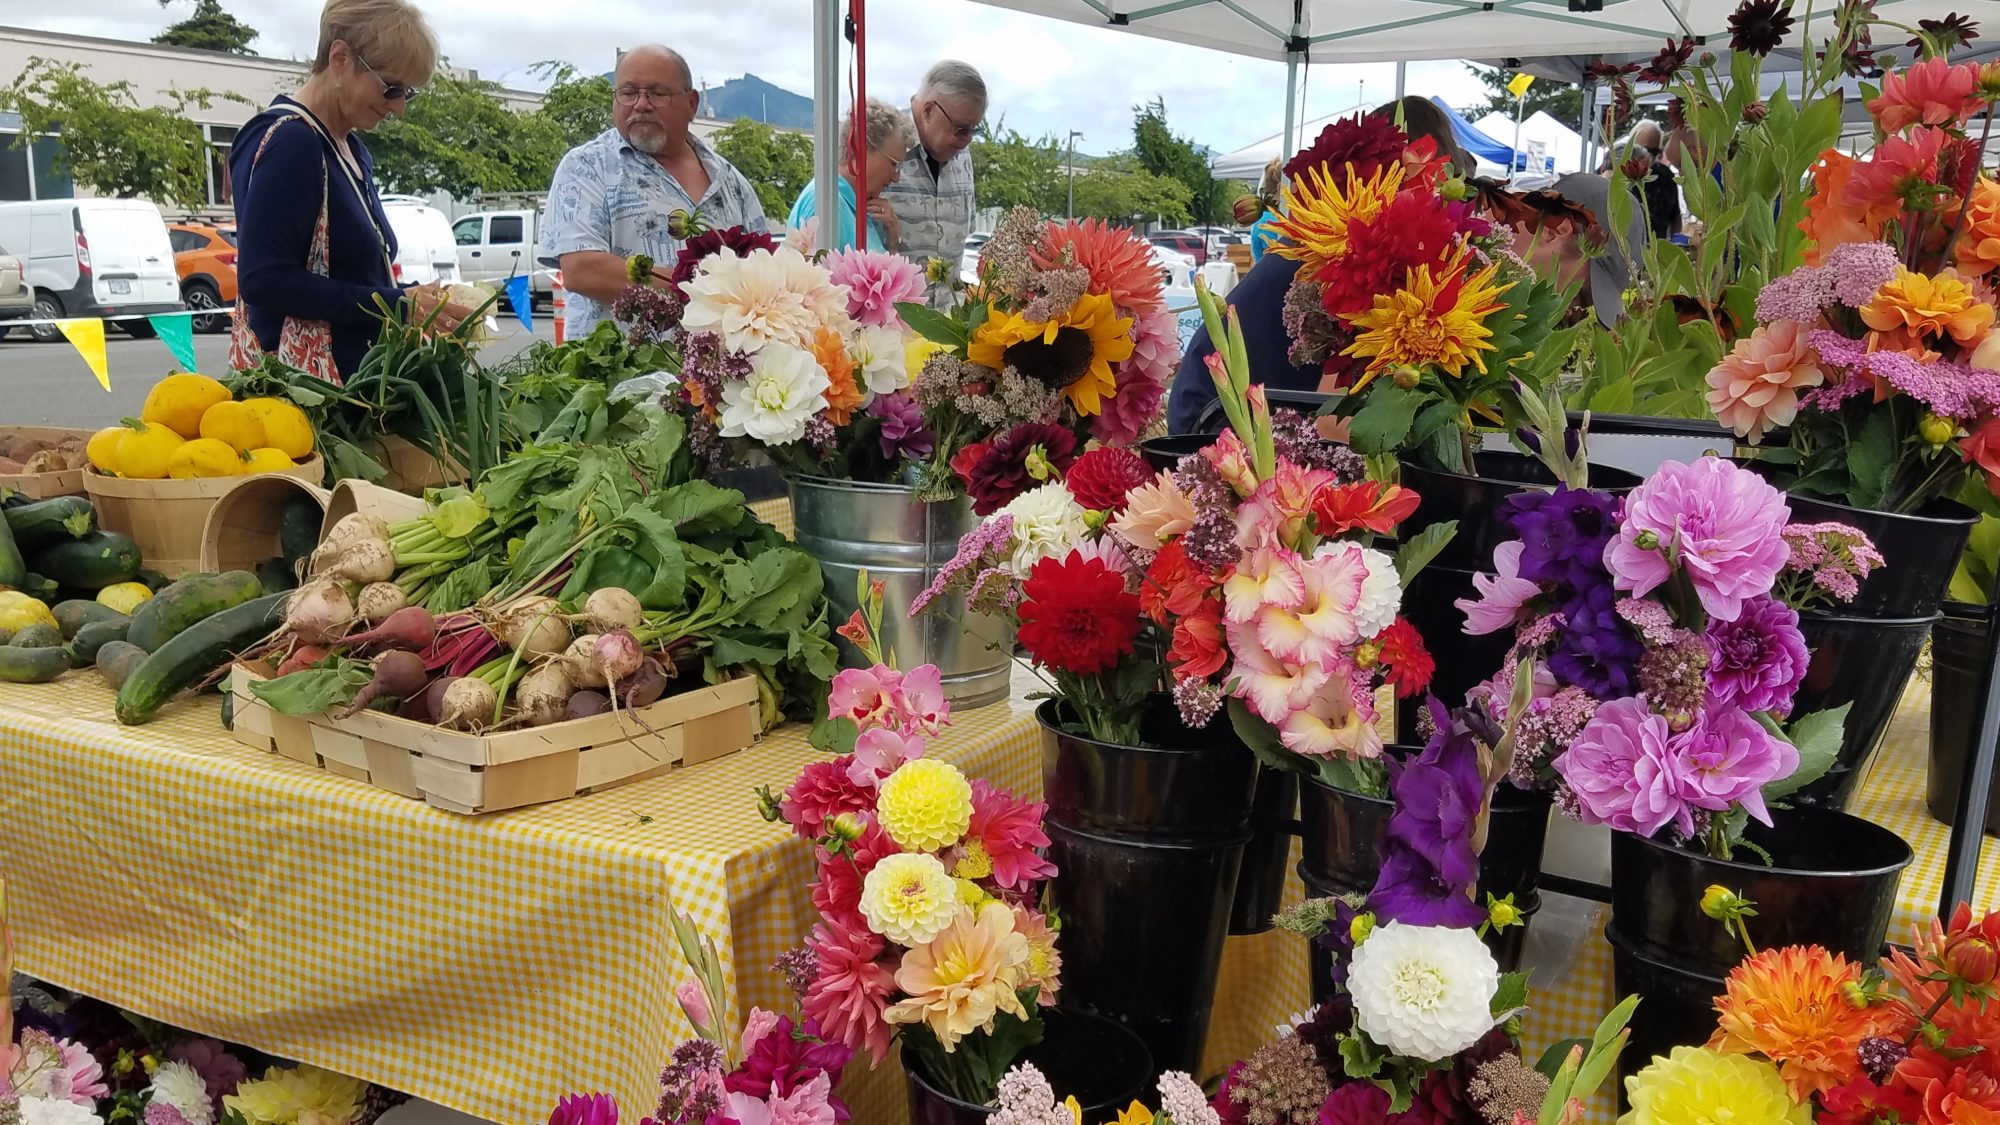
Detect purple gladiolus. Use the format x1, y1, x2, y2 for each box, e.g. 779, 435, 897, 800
1367, 697, 1489, 928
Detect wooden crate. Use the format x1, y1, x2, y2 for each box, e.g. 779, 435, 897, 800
227, 663, 761, 814
84, 455, 326, 578
0, 426, 93, 499
371, 436, 468, 494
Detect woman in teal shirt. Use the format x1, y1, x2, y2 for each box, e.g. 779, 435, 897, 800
787, 98, 914, 253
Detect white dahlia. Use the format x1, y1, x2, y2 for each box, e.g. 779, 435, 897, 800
20, 1098, 103, 1125
998, 483, 1088, 577
717, 344, 831, 445
147, 1062, 214, 1125
1353, 546, 1404, 639
851, 323, 914, 395
681, 248, 825, 353
859, 852, 963, 946
1347, 922, 1500, 1062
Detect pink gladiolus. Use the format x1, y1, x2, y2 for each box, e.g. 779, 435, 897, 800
1225, 621, 1333, 724
1221, 548, 1308, 624
739, 1007, 785, 1062
1235, 461, 1337, 551
1277, 666, 1384, 759
1457, 541, 1541, 636
1604, 458, 1791, 622
846, 728, 925, 788
720, 1072, 839, 1125
828, 665, 905, 732
676, 979, 713, 1032
1201, 428, 1260, 497
894, 664, 950, 736
1254, 546, 1368, 666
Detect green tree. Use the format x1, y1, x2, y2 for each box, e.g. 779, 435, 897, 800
1132, 96, 1219, 223
0, 58, 241, 208
531, 62, 613, 148
970, 120, 1064, 215
369, 70, 568, 197
707, 118, 814, 217
1459, 64, 1584, 131
1069, 154, 1193, 225
154, 0, 258, 54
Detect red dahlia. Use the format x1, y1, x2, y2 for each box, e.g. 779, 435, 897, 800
1285, 114, 1409, 184
950, 423, 1080, 516
1018, 553, 1142, 676
670, 226, 779, 292
1317, 189, 1462, 320
1063, 446, 1153, 513
1375, 617, 1435, 698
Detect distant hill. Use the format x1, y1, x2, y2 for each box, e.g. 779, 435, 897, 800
701, 74, 814, 129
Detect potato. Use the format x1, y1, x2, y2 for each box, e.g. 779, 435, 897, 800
0, 435, 30, 460
20, 450, 65, 474
0, 458, 22, 475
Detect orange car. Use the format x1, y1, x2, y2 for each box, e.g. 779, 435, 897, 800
167, 221, 237, 334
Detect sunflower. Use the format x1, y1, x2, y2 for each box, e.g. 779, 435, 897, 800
968, 292, 1134, 416
1342, 251, 1513, 387
1268, 160, 1406, 274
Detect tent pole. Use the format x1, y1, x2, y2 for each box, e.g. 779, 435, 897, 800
1283, 49, 1299, 162
1394, 60, 1406, 101
1513, 92, 1525, 181
813, 0, 840, 250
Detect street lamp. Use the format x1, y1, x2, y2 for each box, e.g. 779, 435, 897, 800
1066, 130, 1084, 220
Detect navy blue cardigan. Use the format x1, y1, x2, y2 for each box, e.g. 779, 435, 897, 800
230, 97, 404, 379
1166, 253, 1324, 434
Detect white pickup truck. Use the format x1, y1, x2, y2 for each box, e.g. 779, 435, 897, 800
452, 209, 553, 312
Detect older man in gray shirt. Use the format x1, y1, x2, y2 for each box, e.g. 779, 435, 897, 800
883, 60, 986, 306
539, 44, 766, 338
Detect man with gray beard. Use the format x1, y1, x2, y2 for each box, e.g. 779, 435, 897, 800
539, 44, 766, 338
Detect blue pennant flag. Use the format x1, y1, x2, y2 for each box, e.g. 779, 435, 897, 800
150, 313, 198, 372
505, 276, 534, 335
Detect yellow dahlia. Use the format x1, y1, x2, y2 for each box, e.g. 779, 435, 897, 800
223, 1067, 367, 1125
877, 758, 973, 851
859, 852, 962, 946
1268, 161, 1405, 273
1111, 1104, 1155, 1125
967, 293, 1134, 417
1342, 251, 1513, 387
1620, 1047, 1810, 1125
884, 900, 1032, 1050
1860, 266, 1996, 350
1709, 945, 1906, 1100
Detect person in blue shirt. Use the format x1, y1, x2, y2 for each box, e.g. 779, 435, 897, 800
229, 0, 470, 382
787, 98, 915, 254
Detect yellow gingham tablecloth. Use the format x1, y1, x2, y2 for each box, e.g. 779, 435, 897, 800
0, 661, 1304, 1125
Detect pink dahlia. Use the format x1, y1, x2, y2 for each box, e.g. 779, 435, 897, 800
1705, 320, 1826, 443
802, 921, 897, 1063
964, 779, 1057, 891
781, 757, 872, 841
1668, 705, 1797, 827
1705, 594, 1810, 714
1867, 57, 1985, 134
1092, 309, 1176, 445
1456, 540, 1541, 636
1554, 695, 1693, 838
1604, 457, 1792, 622
825, 248, 925, 328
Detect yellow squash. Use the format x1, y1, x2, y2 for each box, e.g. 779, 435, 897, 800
0, 593, 57, 634
166, 438, 243, 480
241, 447, 296, 474
141, 372, 230, 440
112, 420, 186, 480
95, 582, 153, 615
197, 400, 268, 453
241, 398, 315, 460
85, 426, 127, 474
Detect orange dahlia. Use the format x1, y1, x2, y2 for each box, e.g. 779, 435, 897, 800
1034, 219, 1164, 315
815, 325, 864, 425
1882, 904, 2000, 1050
1956, 179, 2000, 279
1709, 945, 1909, 1100
1800, 150, 1891, 266
1269, 161, 1406, 274
1860, 267, 1996, 352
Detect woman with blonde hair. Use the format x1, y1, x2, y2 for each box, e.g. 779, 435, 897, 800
787, 97, 916, 253
229, 0, 468, 382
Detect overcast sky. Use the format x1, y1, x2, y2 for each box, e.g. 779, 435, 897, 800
17, 0, 1497, 160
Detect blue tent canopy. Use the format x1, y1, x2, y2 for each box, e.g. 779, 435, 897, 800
1425, 96, 1518, 171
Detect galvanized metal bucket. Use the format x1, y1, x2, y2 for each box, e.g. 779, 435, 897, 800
788, 474, 1013, 709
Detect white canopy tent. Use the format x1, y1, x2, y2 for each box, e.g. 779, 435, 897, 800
1471, 110, 1586, 178
1209, 99, 1372, 181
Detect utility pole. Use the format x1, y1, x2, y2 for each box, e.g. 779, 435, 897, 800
1066, 129, 1083, 219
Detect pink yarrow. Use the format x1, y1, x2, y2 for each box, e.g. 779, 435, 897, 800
824, 248, 924, 328
1604, 458, 1791, 622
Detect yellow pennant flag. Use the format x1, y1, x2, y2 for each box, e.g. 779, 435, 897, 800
1507, 72, 1536, 98
56, 318, 110, 391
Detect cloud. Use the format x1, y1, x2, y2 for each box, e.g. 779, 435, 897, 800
21, 0, 1496, 160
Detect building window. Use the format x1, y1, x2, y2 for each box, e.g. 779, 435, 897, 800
206, 124, 238, 207
0, 140, 28, 202
0, 133, 76, 201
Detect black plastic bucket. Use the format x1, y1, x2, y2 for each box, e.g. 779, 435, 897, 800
1606, 924, 1729, 1099
1400, 452, 1641, 572
1394, 564, 1516, 743
1768, 486, 1976, 619
1138, 433, 1217, 472
1927, 603, 2000, 837
1609, 805, 1912, 978
1789, 609, 1935, 807
903, 1008, 1154, 1124
1228, 766, 1299, 935
1039, 699, 1258, 1075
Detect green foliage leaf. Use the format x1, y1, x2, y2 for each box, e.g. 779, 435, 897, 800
1491, 971, 1531, 1017
1226, 697, 1312, 776
1346, 384, 1426, 454
1338, 1031, 1387, 1080
894, 302, 970, 349
1764, 703, 1850, 800
247, 660, 371, 716
1394, 521, 1457, 585
1848, 410, 1896, 510
810, 712, 860, 754
1535, 1038, 1589, 1079
427, 492, 491, 539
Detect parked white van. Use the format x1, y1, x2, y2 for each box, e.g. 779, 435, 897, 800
378, 196, 461, 287
0, 200, 184, 343
452, 209, 551, 310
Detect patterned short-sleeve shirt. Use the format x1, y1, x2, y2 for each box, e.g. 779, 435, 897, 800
538, 128, 768, 338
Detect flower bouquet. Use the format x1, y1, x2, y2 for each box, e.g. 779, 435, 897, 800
1457, 455, 1880, 858
1267, 111, 1574, 475
1622, 901, 2000, 1125
1706, 54, 2000, 515
755, 596, 1061, 1106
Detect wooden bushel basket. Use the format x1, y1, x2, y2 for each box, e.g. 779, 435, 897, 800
84, 455, 326, 578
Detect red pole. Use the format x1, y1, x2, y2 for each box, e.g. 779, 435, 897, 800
852, 0, 866, 250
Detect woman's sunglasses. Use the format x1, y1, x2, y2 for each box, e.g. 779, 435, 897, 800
355, 51, 423, 102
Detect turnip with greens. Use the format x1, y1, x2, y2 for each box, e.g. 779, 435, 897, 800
319, 513, 390, 554
314, 537, 397, 585
275, 643, 330, 677
563, 634, 608, 687
616, 656, 669, 709
356, 582, 409, 624
286, 580, 355, 645
438, 676, 498, 731
579, 587, 644, 633
342, 606, 439, 652
594, 630, 644, 685
493, 596, 569, 658
514, 663, 574, 727
335, 650, 428, 719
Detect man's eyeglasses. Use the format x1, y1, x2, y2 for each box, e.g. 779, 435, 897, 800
616, 86, 692, 105
929, 99, 977, 141
354, 51, 422, 102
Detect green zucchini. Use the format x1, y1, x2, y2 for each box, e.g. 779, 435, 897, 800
0, 509, 23, 590
32, 531, 142, 591
11, 573, 58, 603
256, 556, 298, 594
9, 623, 62, 649
279, 497, 320, 571
53, 599, 125, 639
4, 497, 95, 552
0, 645, 68, 684
136, 568, 174, 592
116, 591, 285, 724
127, 570, 264, 653
66, 617, 131, 667
95, 640, 149, 691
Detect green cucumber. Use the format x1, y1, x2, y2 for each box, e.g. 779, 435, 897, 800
4, 497, 95, 552
95, 640, 149, 691
0, 645, 68, 683
53, 599, 125, 639
9, 623, 62, 649
127, 570, 264, 653
0, 509, 23, 589
116, 591, 286, 724
279, 497, 320, 571
32, 531, 142, 591
11, 573, 58, 604
66, 617, 131, 667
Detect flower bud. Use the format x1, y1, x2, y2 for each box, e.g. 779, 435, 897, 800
666, 209, 694, 240
1349, 911, 1376, 946
829, 812, 866, 843
676, 979, 713, 1031
1980, 62, 2000, 102
1232, 195, 1267, 226
1699, 51, 1717, 66
1354, 642, 1381, 669
1841, 980, 1873, 1008
625, 253, 655, 284
754, 784, 785, 823
1636, 530, 1662, 551
1621, 154, 1653, 181
1025, 445, 1055, 481
1700, 884, 1753, 921
1441, 177, 1471, 202
1742, 101, 1769, 124
1943, 930, 2000, 986
1391, 365, 1421, 390
1487, 893, 1524, 931
1921, 413, 1957, 445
